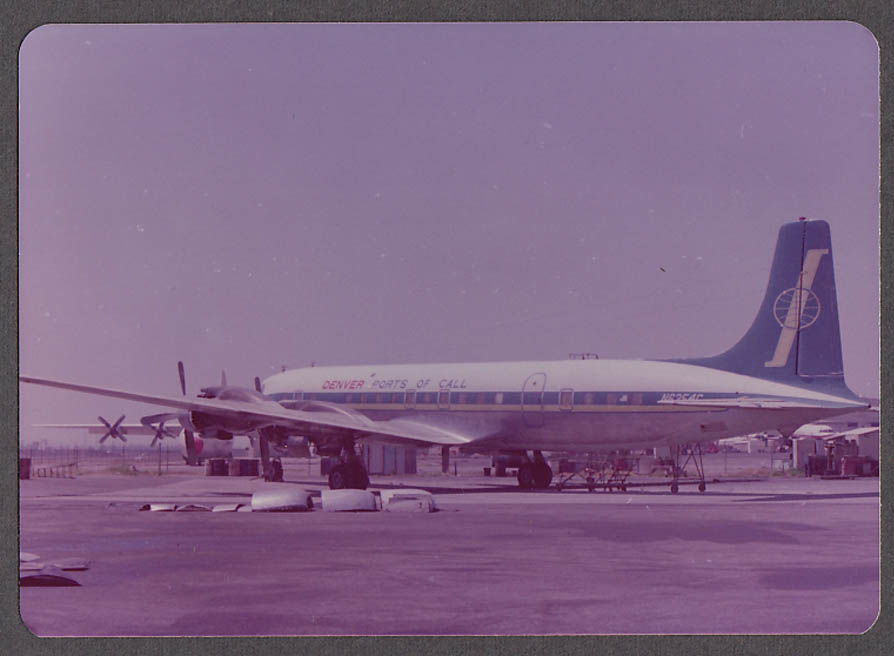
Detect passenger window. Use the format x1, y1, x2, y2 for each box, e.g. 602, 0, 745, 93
606, 393, 617, 405
404, 389, 416, 408
438, 390, 450, 409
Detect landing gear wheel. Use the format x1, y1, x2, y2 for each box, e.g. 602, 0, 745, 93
328, 464, 349, 490
349, 463, 369, 490
517, 463, 536, 489
698, 482, 706, 492
670, 483, 679, 494
533, 463, 553, 489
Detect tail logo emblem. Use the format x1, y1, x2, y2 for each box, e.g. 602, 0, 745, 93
764, 248, 828, 368
772, 288, 821, 330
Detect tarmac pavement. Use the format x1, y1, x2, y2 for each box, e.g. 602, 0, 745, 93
18, 464, 880, 636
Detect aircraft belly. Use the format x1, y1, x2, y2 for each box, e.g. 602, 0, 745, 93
340, 403, 851, 453
510, 411, 711, 451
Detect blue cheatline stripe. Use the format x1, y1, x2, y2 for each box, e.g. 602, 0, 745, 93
266, 390, 742, 409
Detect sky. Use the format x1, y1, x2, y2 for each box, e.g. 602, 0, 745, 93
18, 22, 880, 445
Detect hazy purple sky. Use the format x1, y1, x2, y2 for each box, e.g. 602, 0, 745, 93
19, 23, 879, 444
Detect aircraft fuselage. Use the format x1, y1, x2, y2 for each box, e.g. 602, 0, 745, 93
262, 358, 862, 452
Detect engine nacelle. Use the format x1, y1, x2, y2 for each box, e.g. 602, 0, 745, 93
188, 411, 240, 439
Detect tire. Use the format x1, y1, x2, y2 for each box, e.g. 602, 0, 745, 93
533, 463, 553, 489
517, 463, 536, 489
670, 483, 679, 494
698, 482, 706, 492
328, 464, 349, 490
349, 463, 369, 490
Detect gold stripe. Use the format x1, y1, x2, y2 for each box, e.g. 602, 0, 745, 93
336, 403, 710, 413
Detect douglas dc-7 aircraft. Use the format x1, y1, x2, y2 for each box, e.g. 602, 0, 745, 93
21, 218, 868, 492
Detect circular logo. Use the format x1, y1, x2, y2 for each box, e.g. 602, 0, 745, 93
772, 287, 821, 330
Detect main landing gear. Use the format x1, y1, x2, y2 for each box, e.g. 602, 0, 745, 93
327, 445, 369, 490
517, 451, 553, 490
668, 443, 707, 494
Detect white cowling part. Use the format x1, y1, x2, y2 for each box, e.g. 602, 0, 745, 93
320, 489, 378, 512
380, 488, 437, 513
251, 487, 313, 512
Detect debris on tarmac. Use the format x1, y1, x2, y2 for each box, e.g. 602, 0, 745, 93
19, 565, 81, 587
51, 558, 91, 571
211, 503, 245, 512
21, 558, 92, 572
380, 488, 437, 513
320, 488, 378, 512
139, 503, 177, 512
250, 487, 313, 512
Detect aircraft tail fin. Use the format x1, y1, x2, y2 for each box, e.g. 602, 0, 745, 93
673, 218, 859, 397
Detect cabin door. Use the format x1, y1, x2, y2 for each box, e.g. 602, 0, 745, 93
521, 372, 547, 428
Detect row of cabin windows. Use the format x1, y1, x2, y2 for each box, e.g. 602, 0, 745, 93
277, 390, 646, 408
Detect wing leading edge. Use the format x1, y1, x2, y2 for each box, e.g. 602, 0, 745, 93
20, 376, 470, 447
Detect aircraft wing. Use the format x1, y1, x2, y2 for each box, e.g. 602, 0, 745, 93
656, 396, 867, 410
20, 376, 470, 447
357, 418, 472, 447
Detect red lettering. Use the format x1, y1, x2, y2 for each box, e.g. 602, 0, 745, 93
322, 379, 365, 390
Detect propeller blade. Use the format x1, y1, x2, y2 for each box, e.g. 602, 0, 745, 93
178, 361, 187, 396
150, 423, 163, 447
98, 415, 126, 443
254, 377, 262, 393
141, 414, 181, 447
220, 370, 227, 386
